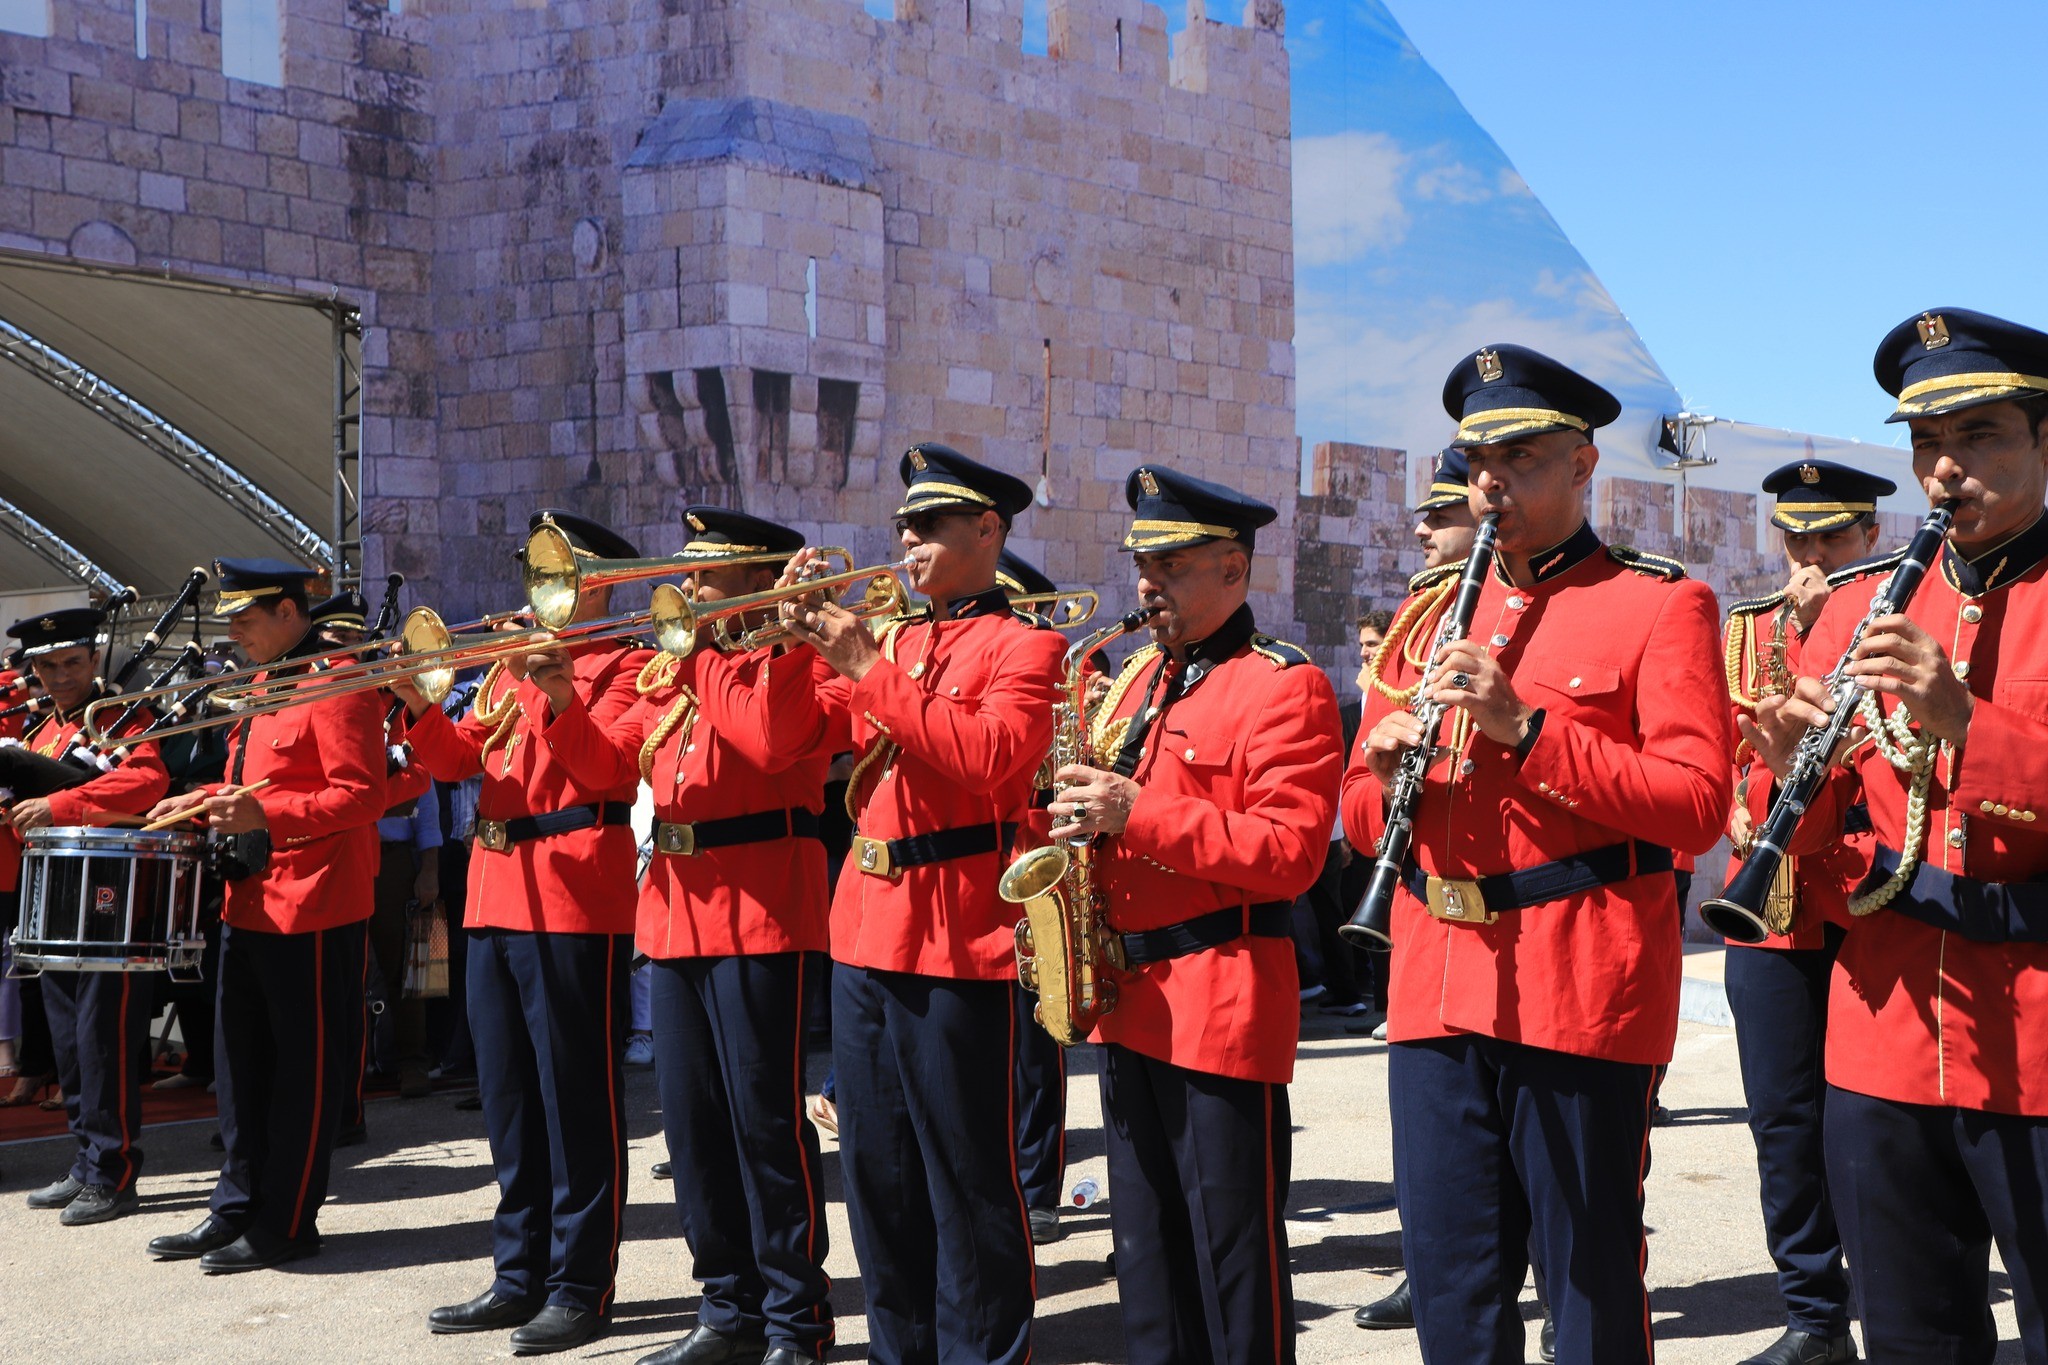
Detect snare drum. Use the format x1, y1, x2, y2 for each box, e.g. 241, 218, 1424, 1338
8, 826, 207, 978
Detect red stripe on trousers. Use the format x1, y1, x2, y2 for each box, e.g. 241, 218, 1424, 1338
790, 954, 832, 1351
288, 929, 327, 1237
600, 936, 624, 1313
1264, 1083, 1282, 1365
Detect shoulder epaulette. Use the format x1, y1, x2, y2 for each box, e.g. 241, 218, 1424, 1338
1826, 546, 1907, 588
1605, 545, 1688, 581
1249, 633, 1310, 668
1726, 589, 1788, 618
1406, 560, 1464, 594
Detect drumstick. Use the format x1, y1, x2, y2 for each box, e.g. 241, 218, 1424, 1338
141, 779, 274, 832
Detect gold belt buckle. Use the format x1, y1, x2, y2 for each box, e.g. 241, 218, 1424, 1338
1426, 876, 1495, 926
851, 833, 897, 880
476, 819, 510, 854
655, 821, 697, 856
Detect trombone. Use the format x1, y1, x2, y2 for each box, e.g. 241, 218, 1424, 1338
1007, 588, 1098, 629
81, 591, 696, 746
712, 563, 916, 652
523, 517, 850, 630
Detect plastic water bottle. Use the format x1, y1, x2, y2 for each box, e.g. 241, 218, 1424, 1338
1069, 1177, 1101, 1209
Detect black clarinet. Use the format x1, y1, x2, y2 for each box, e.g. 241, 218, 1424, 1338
1701, 499, 1960, 943
111, 566, 209, 691
1340, 513, 1502, 950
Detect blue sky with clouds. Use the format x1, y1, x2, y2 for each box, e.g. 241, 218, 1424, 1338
1292, 1, 2048, 454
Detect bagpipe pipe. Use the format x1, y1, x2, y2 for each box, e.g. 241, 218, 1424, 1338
1700, 499, 1959, 943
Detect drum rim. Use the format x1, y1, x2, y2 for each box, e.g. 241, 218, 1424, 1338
23, 825, 207, 854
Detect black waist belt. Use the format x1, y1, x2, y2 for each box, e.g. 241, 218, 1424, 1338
1862, 843, 2048, 945
851, 821, 1018, 879
1401, 839, 1674, 915
1119, 902, 1292, 967
476, 801, 632, 853
655, 808, 821, 857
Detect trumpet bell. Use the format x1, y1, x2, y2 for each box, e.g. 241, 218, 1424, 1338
401, 608, 459, 703
524, 522, 584, 632
999, 845, 1070, 904
648, 583, 698, 659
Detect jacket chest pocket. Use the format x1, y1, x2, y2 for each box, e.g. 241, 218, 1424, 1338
1158, 729, 1239, 789
1515, 660, 1625, 721
1994, 677, 2048, 724
924, 656, 992, 704
251, 710, 309, 758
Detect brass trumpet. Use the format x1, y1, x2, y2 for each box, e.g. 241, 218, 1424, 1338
523, 517, 851, 631
1006, 588, 1098, 629
710, 560, 917, 653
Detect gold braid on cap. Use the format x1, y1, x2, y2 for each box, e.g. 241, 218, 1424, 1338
639, 685, 698, 784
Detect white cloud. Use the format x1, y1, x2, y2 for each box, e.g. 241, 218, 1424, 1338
1292, 131, 1409, 266
1412, 160, 1492, 205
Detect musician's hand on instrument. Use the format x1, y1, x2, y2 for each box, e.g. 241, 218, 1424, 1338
521, 645, 576, 710
1727, 799, 1755, 848
204, 789, 269, 834
1847, 613, 1976, 744
8, 797, 54, 833
1428, 641, 1535, 749
1362, 709, 1428, 789
387, 674, 432, 719
1785, 564, 1832, 630
1048, 764, 1139, 839
145, 793, 206, 825
781, 600, 881, 681
1738, 677, 1847, 778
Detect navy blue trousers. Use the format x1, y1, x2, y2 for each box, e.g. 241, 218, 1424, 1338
650, 951, 833, 1355
1725, 933, 1851, 1337
1827, 1086, 2048, 1364
42, 968, 147, 1190
209, 920, 366, 1241
831, 965, 1035, 1365
468, 928, 629, 1315
1100, 1043, 1294, 1365
1390, 1035, 1656, 1365
1012, 983, 1067, 1213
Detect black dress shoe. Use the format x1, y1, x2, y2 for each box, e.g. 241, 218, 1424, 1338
148, 1214, 241, 1260
1540, 1305, 1556, 1363
60, 1183, 138, 1226
652, 1160, 673, 1180
1739, 1327, 1859, 1365
199, 1227, 320, 1273
636, 1323, 770, 1365
760, 1350, 810, 1365
429, 1289, 543, 1334
1029, 1207, 1064, 1245
26, 1173, 83, 1209
511, 1305, 606, 1356
1353, 1276, 1413, 1329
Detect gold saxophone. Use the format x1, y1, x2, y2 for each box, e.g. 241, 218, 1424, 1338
1001, 606, 1157, 1045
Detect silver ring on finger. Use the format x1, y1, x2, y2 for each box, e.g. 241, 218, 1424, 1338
1450, 671, 1472, 690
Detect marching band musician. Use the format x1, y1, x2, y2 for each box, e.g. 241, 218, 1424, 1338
995, 546, 1076, 1247
1740, 309, 2048, 1363
11, 608, 170, 1228
1720, 459, 1891, 1365
144, 559, 386, 1273
776, 444, 1064, 1365
1345, 346, 1732, 1364
537, 505, 835, 1365
1048, 466, 1341, 1365
1353, 444, 1480, 1337
394, 509, 650, 1356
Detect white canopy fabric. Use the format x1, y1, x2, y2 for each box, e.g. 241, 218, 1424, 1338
0, 251, 351, 597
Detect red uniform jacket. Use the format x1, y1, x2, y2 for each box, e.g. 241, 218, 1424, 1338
219, 657, 387, 936
1343, 528, 1733, 1066
0, 699, 171, 893
544, 643, 833, 959
407, 640, 650, 936
1723, 588, 1875, 951
1777, 520, 2048, 1116
1086, 607, 1341, 1084
809, 588, 1064, 980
